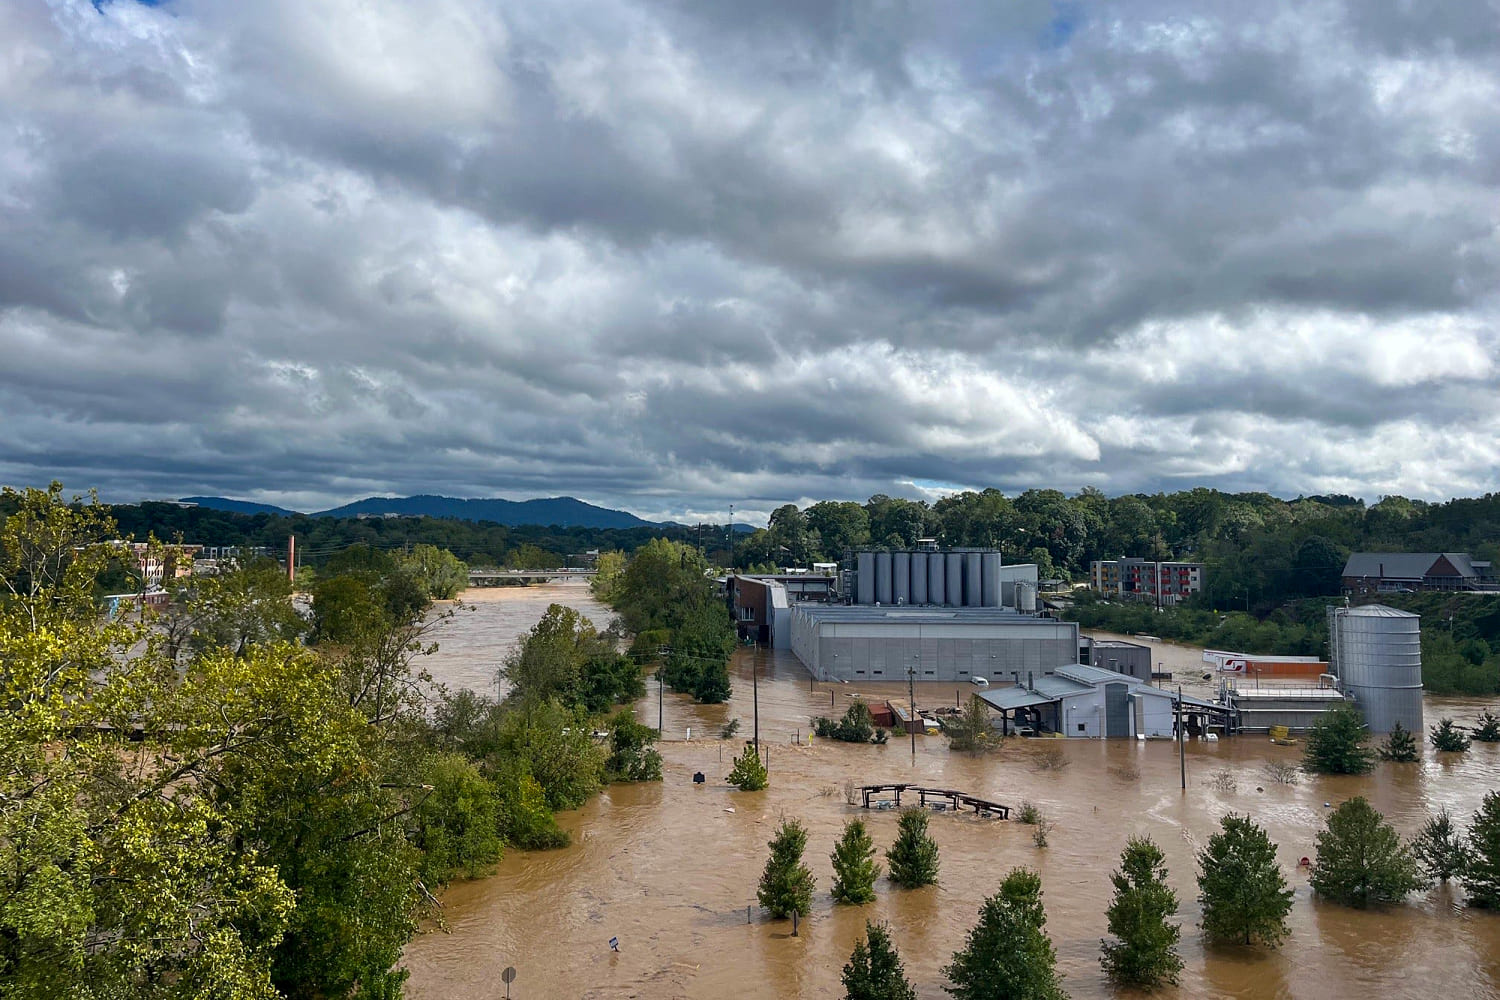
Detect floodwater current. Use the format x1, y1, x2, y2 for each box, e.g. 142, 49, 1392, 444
404, 585, 1500, 1000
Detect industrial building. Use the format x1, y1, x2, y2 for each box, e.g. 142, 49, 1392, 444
1079, 637, 1152, 682
1090, 558, 1204, 605
1328, 604, 1423, 733
977, 664, 1225, 738
789, 605, 1079, 683
724, 571, 838, 648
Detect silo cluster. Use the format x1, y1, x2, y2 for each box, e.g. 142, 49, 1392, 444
1329, 604, 1422, 733
852, 548, 1005, 608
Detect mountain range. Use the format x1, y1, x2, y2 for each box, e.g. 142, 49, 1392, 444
180, 494, 659, 529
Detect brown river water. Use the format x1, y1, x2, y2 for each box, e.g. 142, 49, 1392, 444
404, 585, 1500, 1000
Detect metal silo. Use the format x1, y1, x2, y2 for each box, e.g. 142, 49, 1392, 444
1016, 582, 1037, 613
1333, 604, 1422, 734
981, 552, 1001, 608
928, 552, 946, 605
894, 551, 910, 605
911, 552, 928, 604
945, 553, 963, 607
876, 551, 893, 604
964, 551, 982, 607
857, 551, 875, 605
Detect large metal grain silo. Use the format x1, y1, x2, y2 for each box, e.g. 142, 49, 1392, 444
911, 552, 928, 604
981, 552, 1002, 607
857, 551, 875, 605
1333, 604, 1422, 733
875, 551, 893, 604
928, 552, 946, 605
945, 553, 963, 607
1016, 581, 1037, 613
894, 551, 910, 605
964, 551, 982, 607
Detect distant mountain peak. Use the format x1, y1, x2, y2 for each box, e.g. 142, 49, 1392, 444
310, 494, 657, 529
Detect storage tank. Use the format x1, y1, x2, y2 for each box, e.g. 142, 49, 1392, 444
964, 551, 982, 607
981, 552, 1001, 608
911, 552, 928, 604
857, 551, 875, 605
928, 552, 946, 606
1016, 581, 1037, 613
1333, 604, 1422, 734
945, 553, 963, 607
875, 551, 893, 605
893, 551, 910, 605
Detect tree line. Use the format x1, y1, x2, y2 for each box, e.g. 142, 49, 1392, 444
757, 789, 1500, 999
0, 484, 661, 999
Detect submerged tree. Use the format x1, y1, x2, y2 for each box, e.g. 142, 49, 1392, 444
946, 695, 999, 754
1430, 718, 1472, 752
1303, 704, 1375, 774
1472, 710, 1500, 743
1378, 721, 1420, 762
1310, 797, 1424, 907
1462, 791, 1500, 909
842, 921, 917, 1000
1413, 807, 1469, 884
831, 819, 881, 905
1101, 837, 1183, 988
944, 868, 1067, 1000
1197, 814, 1293, 947
758, 818, 815, 918
886, 808, 941, 888
603, 709, 663, 782
728, 742, 769, 791
814, 701, 879, 743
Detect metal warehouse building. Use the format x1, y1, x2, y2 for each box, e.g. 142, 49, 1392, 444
789, 605, 1079, 683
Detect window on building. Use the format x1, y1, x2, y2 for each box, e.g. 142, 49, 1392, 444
1078, 723, 1086, 732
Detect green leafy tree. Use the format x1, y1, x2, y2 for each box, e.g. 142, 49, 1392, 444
1310, 797, 1424, 907
590, 549, 627, 601
728, 743, 768, 791
1430, 718, 1472, 752
1196, 814, 1293, 947
409, 753, 504, 883
886, 808, 940, 888
1378, 721, 1420, 762
814, 701, 879, 743
947, 695, 998, 754
603, 710, 663, 782
831, 819, 881, 905
1100, 837, 1183, 988
662, 600, 735, 703
492, 759, 570, 850
1413, 807, 1469, 884
493, 700, 606, 811
758, 818, 815, 918
400, 543, 468, 600
1473, 710, 1500, 742
1302, 704, 1375, 775
1462, 791, 1500, 908
943, 868, 1067, 1000
843, 921, 917, 1000
612, 538, 716, 633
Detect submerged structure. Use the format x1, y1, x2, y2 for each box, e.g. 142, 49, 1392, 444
1328, 603, 1423, 733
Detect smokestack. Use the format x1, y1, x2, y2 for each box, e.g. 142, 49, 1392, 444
288, 535, 296, 584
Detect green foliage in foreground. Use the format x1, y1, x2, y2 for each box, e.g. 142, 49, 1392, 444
758, 818, 815, 918
1197, 814, 1293, 948
1473, 710, 1500, 742
1463, 791, 1500, 909
1303, 704, 1375, 775
886, 809, 940, 888
1310, 797, 1424, 907
1101, 837, 1183, 988
944, 868, 1067, 1000
831, 819, 881, 905
1413, 807, 1469, 885
728, 743, 769, 791
814, 701, 879, 743
1429, 718, 1472, 752
843, 922, 917, 1000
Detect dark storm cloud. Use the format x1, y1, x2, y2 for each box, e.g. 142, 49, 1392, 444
2, 0, 1499, 521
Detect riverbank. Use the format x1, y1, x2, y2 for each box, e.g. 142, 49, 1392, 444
404, 591, 1500, 1000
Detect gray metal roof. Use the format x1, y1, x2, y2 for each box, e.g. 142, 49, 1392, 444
1055, 663, 1146, 687
1342, 552, 1480, 580
1343, 603, 1418, 618
977, 686, 1062, 711
792, 605, 1055, 625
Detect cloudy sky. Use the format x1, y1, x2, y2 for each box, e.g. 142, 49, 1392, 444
3, 0, 1498, 523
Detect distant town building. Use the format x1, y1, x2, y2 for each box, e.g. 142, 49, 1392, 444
1089, 558, 1204, 605
1341, 552, 1496, 594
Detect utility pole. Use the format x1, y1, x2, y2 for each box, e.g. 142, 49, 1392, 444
727, 503, 734, 569
752, 654, 759, 750
1177, 685, 1186, 790
658, 666, 664, 736
908, 662, 917, 763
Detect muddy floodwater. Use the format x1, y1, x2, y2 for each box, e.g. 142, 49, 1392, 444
406, 587, 1500, 1000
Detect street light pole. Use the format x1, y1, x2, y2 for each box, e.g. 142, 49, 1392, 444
908, 662, 917, 763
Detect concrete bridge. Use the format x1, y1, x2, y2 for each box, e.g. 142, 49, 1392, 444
467, 567, 598, 586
